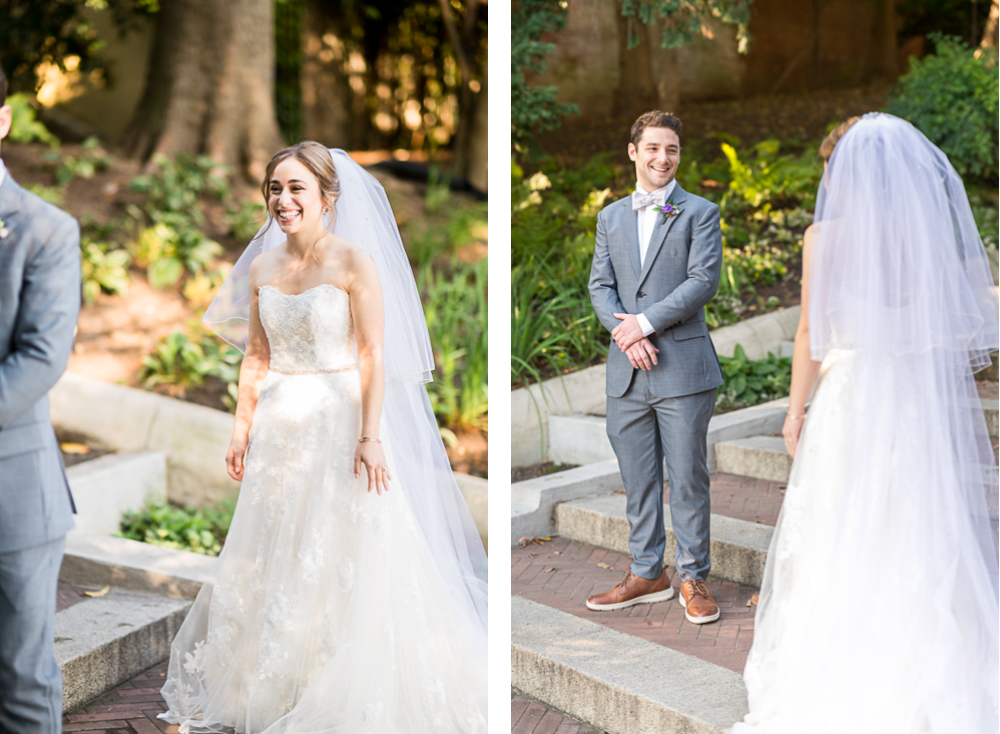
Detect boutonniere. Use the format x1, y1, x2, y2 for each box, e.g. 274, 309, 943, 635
659, 200, 681, 224
0, 218, 8, 239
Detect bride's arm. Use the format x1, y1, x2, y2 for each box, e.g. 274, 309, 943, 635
226, 263, 271, 482
783, 225, 822, 459
348, 249, 391, 495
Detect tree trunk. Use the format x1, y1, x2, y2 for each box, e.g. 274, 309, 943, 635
873, 0, 898, 79
983, 0, 999, 47
614, 13, 659, 119
121, 0, 284, 183
438, 0, 481, 179
466, 59, 487, 193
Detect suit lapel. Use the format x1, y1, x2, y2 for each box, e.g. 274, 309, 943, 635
638, 184, 689, 285
619, 197, 641, 280
0, 173, 22, 247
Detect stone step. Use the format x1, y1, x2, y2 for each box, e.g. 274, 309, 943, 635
556, 493, 772, 588
512, 596, 748, 734
56, 588, 189, 712
66, 450, 166, 536
715, 435, 790, 483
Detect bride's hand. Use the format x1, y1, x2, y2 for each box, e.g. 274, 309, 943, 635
226, 436, 249, 482
355, 442, 392, 495
782, 415, 804, 459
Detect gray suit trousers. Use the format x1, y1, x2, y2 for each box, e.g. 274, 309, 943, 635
606, 371, 714, 581
0, 536, 65, 734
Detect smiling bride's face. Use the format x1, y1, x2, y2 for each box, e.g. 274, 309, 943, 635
268, 158, 332, 235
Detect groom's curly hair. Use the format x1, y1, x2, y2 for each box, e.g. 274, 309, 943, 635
631, 111, 683, 147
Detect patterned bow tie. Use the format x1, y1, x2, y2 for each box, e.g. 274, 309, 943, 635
631, 190, 664, 211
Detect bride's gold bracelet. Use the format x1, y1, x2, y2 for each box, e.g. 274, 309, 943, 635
358, 436, 382, 443
785, 411, 807, 420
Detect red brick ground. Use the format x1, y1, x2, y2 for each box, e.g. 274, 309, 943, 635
699, 472, 785, 526
512, 694, 606, 734
512, 536, 757, 674
62, 660, 177, 733
57, 582, 98, 613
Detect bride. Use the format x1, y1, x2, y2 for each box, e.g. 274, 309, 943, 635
157, 143, 487, 733
732, 114, 998, 732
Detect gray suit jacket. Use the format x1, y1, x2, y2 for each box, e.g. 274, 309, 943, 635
589, 185, 724, 398
0, 172, 79, 552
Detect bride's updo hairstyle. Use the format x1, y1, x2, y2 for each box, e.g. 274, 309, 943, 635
260, 141, 342, 225
819, 116, 861, 161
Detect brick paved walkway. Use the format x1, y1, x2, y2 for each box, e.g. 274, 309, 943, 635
57, 582, 98, 614
513, 536, 757, 673
512, 693, 606, 734
62, 660, 176, 733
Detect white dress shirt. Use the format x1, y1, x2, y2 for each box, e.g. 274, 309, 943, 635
633, 179, 677, 337
0, 158, 6, 188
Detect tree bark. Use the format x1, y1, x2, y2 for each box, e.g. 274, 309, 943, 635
438, 0, 481, 179
983, 0, 999, 48
121, 0, 284, 183
614, 13, 660, 119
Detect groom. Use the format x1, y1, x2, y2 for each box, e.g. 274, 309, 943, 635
0, 63, 80, 731
587, 111, 724, 624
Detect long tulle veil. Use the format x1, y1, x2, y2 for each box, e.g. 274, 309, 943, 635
739, 113, 999, 732
203, 149, 487, 628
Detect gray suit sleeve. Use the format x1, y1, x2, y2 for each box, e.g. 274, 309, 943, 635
589, 209, 627, 334
642, 203, 722, 333
0, 217, 81, 428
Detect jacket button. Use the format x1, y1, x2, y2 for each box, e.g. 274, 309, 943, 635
637, 291, 646, 298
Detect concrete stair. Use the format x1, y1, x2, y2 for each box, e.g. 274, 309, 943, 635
58, 531, 216, 712
512, 596, 748, 734
715, 435, 790, 483
556, 493, 772, 588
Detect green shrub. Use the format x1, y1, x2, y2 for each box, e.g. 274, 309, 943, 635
139, 329, 242, 400
716, 345, 792, 410
80, 238, 130, 304
6, 93, 58, 146
227, 200, 267, 243
119, 498, 235, 556
42, 136, 114, 185
887, 34, 999, 179
421, 258, 488, 429
25, 183, 65, 207
131, 222, 222, 289
131, 154, 230, 217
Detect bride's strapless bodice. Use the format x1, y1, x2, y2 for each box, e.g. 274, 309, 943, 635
259, 284, 355, 373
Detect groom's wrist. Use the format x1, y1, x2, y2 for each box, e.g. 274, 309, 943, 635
636, 313, 655, 337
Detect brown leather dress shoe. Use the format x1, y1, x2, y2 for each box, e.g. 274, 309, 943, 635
586, 567, 674, 611
678, 578, 720, 624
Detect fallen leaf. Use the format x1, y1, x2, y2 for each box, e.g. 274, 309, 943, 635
542, 567, 555, 573
597, 562, 612, 569
552, 551, 561, 555
518, 536, 554, 548
747, 593, 759, 607
613, 489, 626, 495
84, 585, 110, 598
61, 442, 90, 455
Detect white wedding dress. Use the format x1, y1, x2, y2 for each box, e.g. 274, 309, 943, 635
159, 284, 487, 733
731, 347, 999, 733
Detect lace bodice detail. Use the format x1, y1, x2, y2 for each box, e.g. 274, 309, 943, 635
259, 285, 355, 373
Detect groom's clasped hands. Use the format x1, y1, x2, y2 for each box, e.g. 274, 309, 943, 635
612, 312, 659, 371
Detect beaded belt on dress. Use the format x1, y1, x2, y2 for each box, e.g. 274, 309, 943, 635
269, 364, 356, 375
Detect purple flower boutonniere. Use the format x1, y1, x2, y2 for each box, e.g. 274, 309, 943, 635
0, 218, 8, 240
659, 200, 682, 225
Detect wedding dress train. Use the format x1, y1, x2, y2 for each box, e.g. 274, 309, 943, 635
159, 284, 486, 733
731, 348, 999, 733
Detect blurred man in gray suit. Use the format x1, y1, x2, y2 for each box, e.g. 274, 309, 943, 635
0, 63, 80, 732
587, 111, 724, 624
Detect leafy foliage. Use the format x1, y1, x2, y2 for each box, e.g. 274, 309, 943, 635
511, 0, 580, 151
138, 329, 242, 402
618, 0, 752, 52
887, 34, 999, 180
6, 93, 58, 146
128, 155, 226, 287
119, 498, 235, 556
80, 238, 131, 304
42, 136, 115, 185
716, 345, 791, 410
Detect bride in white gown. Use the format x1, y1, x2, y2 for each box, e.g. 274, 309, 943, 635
732, 114, 999, 732
157, 143, 487, 733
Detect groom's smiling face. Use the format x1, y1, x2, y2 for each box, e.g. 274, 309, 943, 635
628, 127, 680, 193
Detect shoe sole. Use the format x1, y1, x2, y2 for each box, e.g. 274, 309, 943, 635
678, 593, 721, 624
585, 586, 674, 611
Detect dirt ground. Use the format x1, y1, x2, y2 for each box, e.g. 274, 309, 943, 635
4, 141, 487, 477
